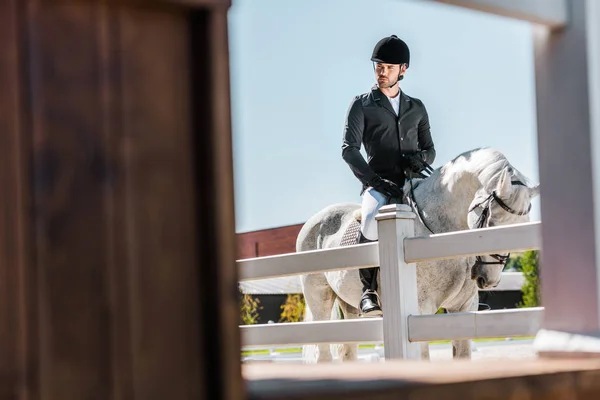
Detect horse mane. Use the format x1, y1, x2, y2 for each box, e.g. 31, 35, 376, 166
447, 148, 533, 214
448, 147, 531, 190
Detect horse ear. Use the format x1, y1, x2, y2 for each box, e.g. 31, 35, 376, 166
496, 168, 512, 198
528, 184, 540, 198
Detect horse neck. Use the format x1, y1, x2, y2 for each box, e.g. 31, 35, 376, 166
414, 149, 518, 233
417, 168, 484, 233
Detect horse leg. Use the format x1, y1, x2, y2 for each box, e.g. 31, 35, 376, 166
447, 294, 479, 359
301, 273, 337, 363
336, 300, 361, 362
420, 341, 430, 361
418, 300, 439, 361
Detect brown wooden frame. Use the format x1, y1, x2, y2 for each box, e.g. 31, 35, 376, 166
0, 0, 242, 399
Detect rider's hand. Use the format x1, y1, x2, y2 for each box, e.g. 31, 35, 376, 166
403, 153, 426, 173
369, 176, 403, 198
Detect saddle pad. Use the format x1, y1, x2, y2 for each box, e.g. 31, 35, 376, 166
339, 219, 361, 247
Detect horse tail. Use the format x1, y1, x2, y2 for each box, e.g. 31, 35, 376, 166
295, 208, 325, 252
297, 216, 339, 363
296, 202, 360, 363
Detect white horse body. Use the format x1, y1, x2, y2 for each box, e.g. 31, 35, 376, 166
296, 148, 539, 362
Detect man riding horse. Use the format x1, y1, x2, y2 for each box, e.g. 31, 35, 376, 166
341, 35, 436, 317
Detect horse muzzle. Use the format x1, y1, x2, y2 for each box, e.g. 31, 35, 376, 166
471, 254, 507, 289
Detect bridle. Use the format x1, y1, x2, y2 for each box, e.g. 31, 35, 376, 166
468, 180, 532, 280
403, 163, 532, 282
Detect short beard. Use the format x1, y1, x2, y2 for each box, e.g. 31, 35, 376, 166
378, 78, 398, 89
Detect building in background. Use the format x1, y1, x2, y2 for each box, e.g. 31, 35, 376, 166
237, 223, 304, 259
238, 224, 304, 324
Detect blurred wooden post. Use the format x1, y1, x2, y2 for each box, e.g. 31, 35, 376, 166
530, 0, 600, 357
0, 0, 243, 399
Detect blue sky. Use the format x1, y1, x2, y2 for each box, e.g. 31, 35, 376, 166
227, 0, 540, 233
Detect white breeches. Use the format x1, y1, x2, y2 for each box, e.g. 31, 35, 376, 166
360, 188, 389, 240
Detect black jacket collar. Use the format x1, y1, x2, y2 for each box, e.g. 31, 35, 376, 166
370, 85, 412, 119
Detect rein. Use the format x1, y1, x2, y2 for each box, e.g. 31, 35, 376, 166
468, 180, 531, 280
407, 178, 437, 235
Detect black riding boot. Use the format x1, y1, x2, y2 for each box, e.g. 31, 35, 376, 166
357, 231, 383, 317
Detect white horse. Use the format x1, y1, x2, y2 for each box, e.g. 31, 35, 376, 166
296, 147, 539, 362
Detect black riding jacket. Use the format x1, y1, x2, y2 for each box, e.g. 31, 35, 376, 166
341, 86, 436, 192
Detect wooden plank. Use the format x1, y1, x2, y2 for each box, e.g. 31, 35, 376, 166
240, 318, 383, 348
428, 0, 567, 29
192, 6, 245, 399
0, 1, 38, 398
408, 308, 544, 342
115, 6, 203, 399
243, 358, 600, 400
14, 2, 206, 398
0, 1, 241, 399
404, 221, 541, 263
27, 4, 115, 398
37, 0, 231, 8
237, 242, 379, 281
158, 0, 231, 7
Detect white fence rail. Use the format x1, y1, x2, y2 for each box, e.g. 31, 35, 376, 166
238, 242, 378, 281
237, 203, 542, 360
405, 222, 541, 263
239, 267, 525, 295
408, 307, 544, 342
241, 307, 545, 348
241, 318, 383, 348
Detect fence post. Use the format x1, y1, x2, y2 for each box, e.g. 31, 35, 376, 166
375, 203, 421, 360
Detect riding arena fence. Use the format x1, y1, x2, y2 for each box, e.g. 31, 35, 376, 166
236, 203, 542, 360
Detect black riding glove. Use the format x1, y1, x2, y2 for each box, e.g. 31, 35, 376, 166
368, 176, 403, 198
403, 153, 426, 173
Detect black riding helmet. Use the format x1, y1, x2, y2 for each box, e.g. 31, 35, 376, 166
371, 35, 410, 67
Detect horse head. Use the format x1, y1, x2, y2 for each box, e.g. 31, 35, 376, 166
466, 166, 540, 289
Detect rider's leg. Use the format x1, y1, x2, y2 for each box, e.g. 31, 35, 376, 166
359, 187, 388, 241
358, 188, 388, 317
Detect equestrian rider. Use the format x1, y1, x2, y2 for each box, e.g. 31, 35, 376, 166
341, 35, 436, 317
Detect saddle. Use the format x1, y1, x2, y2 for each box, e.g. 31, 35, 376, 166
339, 212, 363, 247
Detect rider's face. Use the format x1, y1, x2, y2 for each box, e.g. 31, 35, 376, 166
374, 63, 406, 88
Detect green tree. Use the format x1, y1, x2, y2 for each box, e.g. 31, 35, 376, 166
504, 252, 523, 271
518, 250, 540, 308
